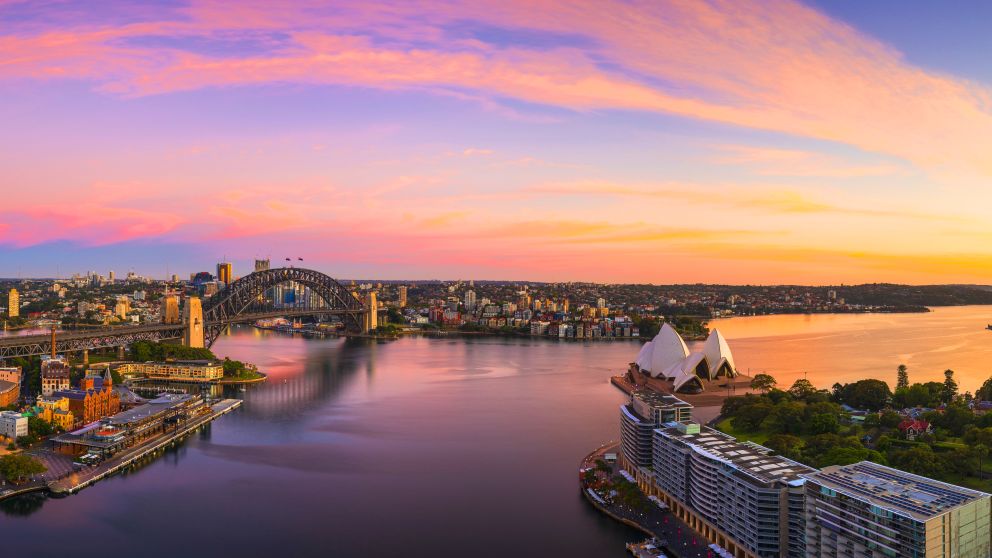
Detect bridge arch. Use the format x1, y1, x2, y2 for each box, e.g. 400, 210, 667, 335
201, 267, 365, 345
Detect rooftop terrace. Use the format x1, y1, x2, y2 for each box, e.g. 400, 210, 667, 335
804, 461, 991, 521
657, 423, 815, 486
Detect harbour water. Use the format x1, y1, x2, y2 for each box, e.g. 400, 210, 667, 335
5, 305, 992, 556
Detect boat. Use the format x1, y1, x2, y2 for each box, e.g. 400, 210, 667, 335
987, 324, 992, 331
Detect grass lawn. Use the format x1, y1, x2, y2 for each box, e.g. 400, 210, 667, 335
714, 418, 771, 445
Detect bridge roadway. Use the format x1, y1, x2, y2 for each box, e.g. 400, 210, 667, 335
0, 308, 365, 359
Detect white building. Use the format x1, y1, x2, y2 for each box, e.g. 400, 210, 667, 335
0, 411, 28, 441
633, 324, 739, 393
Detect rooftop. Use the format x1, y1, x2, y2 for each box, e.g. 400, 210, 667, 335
108, 393, 194, 426
0, 380, 16, 394
657, 423, 815, 486
632, 388, 693, 409
804, 461, 990, 521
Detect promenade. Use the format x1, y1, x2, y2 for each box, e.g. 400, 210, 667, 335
580, 442, 715, 558
0, 399, 241, 501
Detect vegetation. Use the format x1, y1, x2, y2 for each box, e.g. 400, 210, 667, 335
221, 357, 263, 381
749, 373, 777, 393
130, 341, 215, 361
718, 372, 992, 492
0, 454, 46, 483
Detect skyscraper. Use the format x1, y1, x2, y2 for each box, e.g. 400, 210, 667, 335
217, 262, 233, 285
108, 270, 115, 282
464, 289, 477, 311
7, 288, 19, 318
398, 285, 408, 308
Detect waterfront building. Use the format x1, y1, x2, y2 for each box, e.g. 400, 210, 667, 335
619, 389, 692, 469
52, 393, 207, 458
41, 355, 71, 396
161, 294, 180, 324
0, 411, 27, 441
7, 287, 19, 317
217, 261, 232, 285
36, 395, 75, 430
0, 380, 18, 408
115, 360, 224, 382
0, 366, 21, 385
803, 462, 992, 558
632, 325, 739, 393
55, 371, 120, 426
649, 423, 815, 558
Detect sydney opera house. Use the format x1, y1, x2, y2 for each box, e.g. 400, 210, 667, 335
631, 324, 739, 393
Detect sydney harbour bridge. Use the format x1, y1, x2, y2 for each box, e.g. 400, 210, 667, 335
0, 267, 378, 359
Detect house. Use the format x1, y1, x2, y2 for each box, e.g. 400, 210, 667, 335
898, 419, 932, 440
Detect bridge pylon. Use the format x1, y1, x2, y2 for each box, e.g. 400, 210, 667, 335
183, 296, 205, 348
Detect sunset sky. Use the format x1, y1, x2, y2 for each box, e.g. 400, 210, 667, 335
2, 0, 992, 283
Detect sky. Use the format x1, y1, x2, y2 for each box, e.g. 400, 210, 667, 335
2, 0, 992, 284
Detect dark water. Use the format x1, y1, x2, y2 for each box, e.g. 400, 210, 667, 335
2, 329, 641, 556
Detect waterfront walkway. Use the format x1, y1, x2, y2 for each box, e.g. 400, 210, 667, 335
49, 399, 242, 494
580, 443, 715, 558
0, 399, 241, 501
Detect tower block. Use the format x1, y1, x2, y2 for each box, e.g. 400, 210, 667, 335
183, 296, 205, 348
362, 292, 378, 333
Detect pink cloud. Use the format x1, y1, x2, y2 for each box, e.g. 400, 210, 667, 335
1, 1, 991, 175
0, 205, 185, 247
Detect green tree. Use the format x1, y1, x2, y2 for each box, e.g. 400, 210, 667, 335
765, 434, 803, 459
892, 446, 944, 478
976, 377, 992, 402
750, 374, 777, 393
835, 379, 892, 412
788, 379, 817, 400
763, 402, 806, 435
943, 369, 958, 404
732, 401, 774, 431
808, 413, 840, 435
896, 364, 909, 390
0, 454, 46, 482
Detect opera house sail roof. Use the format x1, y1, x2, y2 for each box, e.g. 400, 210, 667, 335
632, 325, 739, 393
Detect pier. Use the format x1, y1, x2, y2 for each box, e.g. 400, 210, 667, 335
49, 398, 241, 495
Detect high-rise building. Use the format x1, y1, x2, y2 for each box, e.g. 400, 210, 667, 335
651, 423, 815, 558
619, 389, 692, 468
108, 270, 115, 282
398, 285, 408, 308
464, 290, 477, 311
217, 262, 233, 285
596, 297, 606, 308
255, 259, 270, 272
161, 294, 180, 324
7, 288, 19, 318
804, 462, 992, 558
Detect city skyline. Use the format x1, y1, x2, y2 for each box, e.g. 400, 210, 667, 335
4, 1, 992, 283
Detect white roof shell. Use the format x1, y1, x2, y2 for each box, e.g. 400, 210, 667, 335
635, 341, 654, 370
701, 329, 737, 379
647, 324, 689, 377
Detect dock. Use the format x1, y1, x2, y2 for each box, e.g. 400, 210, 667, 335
47, 399, 242, 495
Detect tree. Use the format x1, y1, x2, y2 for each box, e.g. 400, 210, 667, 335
835, 379, 892, 412
943, 369, 958, 404
763, 402, 806, 435
765, 434, 803, 460
977, 377, 992, 402
896, 364, 909, 390
0, 454, 47, 483
788, 379, 817, 400
808, 413, 840, 435
732, 402, 774, 431
750, 374, 776, 393
891, 446, 944, 478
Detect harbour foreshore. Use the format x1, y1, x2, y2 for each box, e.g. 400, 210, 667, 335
0, 399, 242, 501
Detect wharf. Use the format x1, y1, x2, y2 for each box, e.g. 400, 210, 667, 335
47, 399, 242, 495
